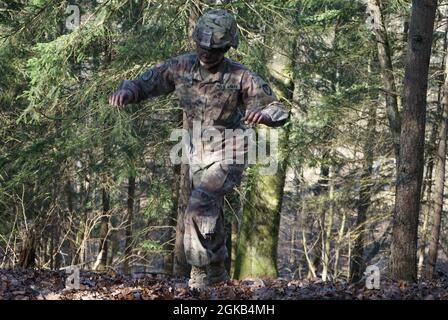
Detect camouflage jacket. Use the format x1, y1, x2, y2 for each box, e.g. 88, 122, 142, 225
119, 53, 289, 166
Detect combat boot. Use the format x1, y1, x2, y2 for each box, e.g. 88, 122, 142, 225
207, 262, 229, 286
188, 266, 208, 289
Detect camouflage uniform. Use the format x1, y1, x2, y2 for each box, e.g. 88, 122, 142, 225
117, 9, 289, 284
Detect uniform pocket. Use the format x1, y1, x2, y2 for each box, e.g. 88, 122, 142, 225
197, 163, 229, 192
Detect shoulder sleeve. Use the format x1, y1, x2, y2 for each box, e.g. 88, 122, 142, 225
118, 57, 181, 102
241, 71, 290, 127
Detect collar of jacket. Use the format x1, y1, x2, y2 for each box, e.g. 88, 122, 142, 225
191, 56, 229, 84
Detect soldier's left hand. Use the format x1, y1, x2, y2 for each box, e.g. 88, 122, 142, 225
242, 110, 273, 126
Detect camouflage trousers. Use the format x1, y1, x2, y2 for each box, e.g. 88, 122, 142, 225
184, 161, 245, 267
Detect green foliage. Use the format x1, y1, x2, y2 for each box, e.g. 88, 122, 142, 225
139, 239, 163, 252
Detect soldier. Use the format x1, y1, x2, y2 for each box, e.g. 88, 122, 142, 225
109, 9, 289, 289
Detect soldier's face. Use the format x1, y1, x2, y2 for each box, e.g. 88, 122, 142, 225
196, 43, 228, 69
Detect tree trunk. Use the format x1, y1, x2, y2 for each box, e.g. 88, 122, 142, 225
18, 228, 36, 268
173, 113, 191, 276
426, 55, 448, 280
333, 209, 346, 278
231, 189, 245, 278
107, 227, 118, 267
391, 0, 437, 282
233, 156, 287, 279
366, 0, 400, 160
418, 146, 435, 276
230, 216, 239, 278
223, 192, 241, 275
65, 179, 78, 266
350, 67, 377, 282
307, 165, 329, 278
418, 9, 448, 279
296, 169, 317, 279
123, 176, 135, 274
94, 187, 110, 271
162, 166, 180, 276
17, 183, 37, 269
322, 165, 335, 281
233, 46, 291, 279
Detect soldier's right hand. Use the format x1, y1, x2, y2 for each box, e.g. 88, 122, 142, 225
109, 89, 133, 107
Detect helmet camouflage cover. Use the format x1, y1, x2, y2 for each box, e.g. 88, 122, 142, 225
192, 9, 239, 49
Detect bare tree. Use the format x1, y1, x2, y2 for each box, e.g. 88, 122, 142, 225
391, 0, 437, 281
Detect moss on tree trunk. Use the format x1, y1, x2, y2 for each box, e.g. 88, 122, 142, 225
233, 128, 288, 279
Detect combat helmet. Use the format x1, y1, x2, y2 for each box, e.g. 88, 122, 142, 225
192, 9, 239, 49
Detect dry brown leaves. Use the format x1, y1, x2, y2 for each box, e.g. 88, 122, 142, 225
1, 268, 448, 300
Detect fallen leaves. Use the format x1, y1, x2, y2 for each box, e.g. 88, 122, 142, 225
0, 268, 448, 300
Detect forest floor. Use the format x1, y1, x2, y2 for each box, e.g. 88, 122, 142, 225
1, 268, 448, 300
